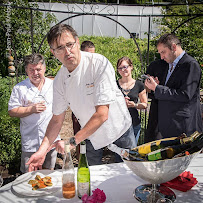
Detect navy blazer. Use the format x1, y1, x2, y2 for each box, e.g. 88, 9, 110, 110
145, 59, 168, 143
154, 53, 202, 138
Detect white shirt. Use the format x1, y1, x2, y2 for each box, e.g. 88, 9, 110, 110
53, 51, 132, 150
8, 77, 60, 152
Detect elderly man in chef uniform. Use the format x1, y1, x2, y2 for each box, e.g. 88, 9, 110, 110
8, 53, 60, 173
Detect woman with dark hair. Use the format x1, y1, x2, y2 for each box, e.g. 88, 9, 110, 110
117, 56, 147, 144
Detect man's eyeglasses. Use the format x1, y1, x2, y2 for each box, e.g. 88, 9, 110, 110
117, 65, 130, 71
52, 41, 76, 54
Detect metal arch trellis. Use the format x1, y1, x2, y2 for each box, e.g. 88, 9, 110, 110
1, 1, 203, 74
172, 15, 202, 33
1, 2, 147, 70
27, 2, 203, 144
0, 1, 202, 143
2, 2, 202, 16
37, 13, 144, 71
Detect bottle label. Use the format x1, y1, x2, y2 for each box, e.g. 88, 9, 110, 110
147, 149, 162, 161
78, 182, 90, 197
77, 167, 90, 197
138, 140, 161, 155
80, 145, 86, 154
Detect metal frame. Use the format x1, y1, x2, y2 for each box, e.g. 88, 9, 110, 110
0, 2, 202, 142
1, 2, 202, 74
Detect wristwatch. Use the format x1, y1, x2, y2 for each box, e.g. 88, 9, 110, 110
69, 137, 77, 146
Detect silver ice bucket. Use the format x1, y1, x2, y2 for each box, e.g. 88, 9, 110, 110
123, 151, 199, 184
123, 137, 201, 202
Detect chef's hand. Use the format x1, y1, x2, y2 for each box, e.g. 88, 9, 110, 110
26, 150, 46, 172
48, 140, 65, 154
48, 140, 76, 154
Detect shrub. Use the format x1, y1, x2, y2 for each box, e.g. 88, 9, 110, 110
0, 77, 21, 170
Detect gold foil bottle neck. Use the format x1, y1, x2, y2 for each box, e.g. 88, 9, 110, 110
181, 131, 201, 144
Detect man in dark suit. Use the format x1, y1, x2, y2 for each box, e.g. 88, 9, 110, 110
145, 33, 202, 138
144, 59, 168, 143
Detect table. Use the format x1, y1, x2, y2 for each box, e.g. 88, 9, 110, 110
0, 154, 203, 203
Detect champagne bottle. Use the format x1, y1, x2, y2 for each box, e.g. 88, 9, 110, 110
108, 132, 203, 162
107, 144, 146, 161
77, 141, 91, 199
132, 131, 201, 156
146, 143, 192, 161
62, 144, 76, 199
174, 135, 203, 158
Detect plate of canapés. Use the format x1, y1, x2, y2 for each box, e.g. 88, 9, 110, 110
12, 170, 60, 197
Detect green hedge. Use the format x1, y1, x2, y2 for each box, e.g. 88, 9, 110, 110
0, 77, 21, 170
0, 36, 150, 171
1, 35, 201, 171
46, 35, 154, 79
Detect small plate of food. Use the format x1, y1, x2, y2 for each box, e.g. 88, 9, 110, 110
12, 170, 60, 197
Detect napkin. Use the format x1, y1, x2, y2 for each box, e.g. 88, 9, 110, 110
161, 171, 198, 192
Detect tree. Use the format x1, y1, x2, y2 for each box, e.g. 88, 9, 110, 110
0, 0, 58, 77
155, 3, 203, 65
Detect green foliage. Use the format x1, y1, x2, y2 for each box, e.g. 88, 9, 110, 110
0, 1, 154, 170
0, 77, 21, 169
0, 0, 59, 77
156, 8, 202, 65
79, 35, 153, 80
138, 109, 149, 145
162, 4, 202, 63
153, 3, 203, 86
1, 1, 202, 171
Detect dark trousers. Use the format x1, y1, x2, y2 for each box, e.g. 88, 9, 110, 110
85, 125, 136, 165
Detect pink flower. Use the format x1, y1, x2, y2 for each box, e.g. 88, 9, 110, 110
81, 194, 89, 202
92, 188, 106, 203
81, 188, 106, 203
81, 194, 97, 203
88, 196, 97, 203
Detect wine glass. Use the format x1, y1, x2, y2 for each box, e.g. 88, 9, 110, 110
124, 149, 200, 203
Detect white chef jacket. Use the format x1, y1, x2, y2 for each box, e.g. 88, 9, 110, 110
53, 51, 132, 150
8, 77, 60, 152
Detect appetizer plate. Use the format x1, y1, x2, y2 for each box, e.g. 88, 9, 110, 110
12, 170, 60, 197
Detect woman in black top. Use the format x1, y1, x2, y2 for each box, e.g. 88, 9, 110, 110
117, 56, 147, 144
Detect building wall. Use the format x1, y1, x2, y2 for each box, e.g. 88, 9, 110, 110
38, 3, 162, 39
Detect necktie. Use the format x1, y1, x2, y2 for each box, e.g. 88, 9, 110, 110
170, 64, 174, 72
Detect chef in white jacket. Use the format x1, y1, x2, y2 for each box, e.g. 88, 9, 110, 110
8, 53, 60, 173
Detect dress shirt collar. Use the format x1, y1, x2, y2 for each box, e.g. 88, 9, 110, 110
171, 50, 185, 68
165, 51, 185, 85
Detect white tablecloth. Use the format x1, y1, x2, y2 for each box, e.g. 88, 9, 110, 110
0, 154, 203, 203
